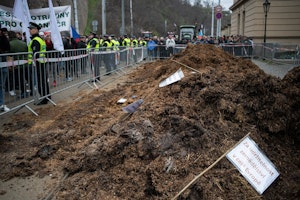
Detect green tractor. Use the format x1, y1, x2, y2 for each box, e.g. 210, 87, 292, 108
179, 25, 196, 44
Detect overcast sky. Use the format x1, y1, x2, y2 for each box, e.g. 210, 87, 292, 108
189, 0, 234, 11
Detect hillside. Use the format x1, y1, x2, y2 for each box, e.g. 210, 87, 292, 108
1, 0, 231, 36
0, 44, 299, 199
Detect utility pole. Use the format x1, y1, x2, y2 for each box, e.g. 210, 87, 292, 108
217, 0, 221, 39
73, 0, 79, 33
121, 0, 125, 35
102, 0, 106, 35
130, 0, 133, 36
211, 0, 214, 37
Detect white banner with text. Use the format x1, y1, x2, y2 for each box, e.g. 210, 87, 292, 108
0, 4, 71, 32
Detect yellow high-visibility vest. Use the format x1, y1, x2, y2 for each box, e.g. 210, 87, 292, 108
87, 38, 100, 51
111, 39, 120, 51
103, 40, 112, 51
28, 36, 46, 64
131, 39, 138, 47
122, 38, 131, 47
139, 40, 147, 46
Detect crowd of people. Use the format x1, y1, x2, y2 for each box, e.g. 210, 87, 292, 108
0, 22, 175, 112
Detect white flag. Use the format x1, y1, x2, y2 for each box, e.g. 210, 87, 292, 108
159, 68, 184, 87
48, 0, 64, 53
13, 0, 31, 45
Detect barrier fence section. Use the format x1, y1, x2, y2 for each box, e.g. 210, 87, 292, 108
253, 43, 300, 64
0, 46, 147, 116
2, 42, 297, 116
146, 44, 186, 60
220, 42, 300, 65
0, 52, 37, 115
219, 43, 253, 58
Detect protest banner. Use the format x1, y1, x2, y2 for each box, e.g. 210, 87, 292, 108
0, 4, 71, 32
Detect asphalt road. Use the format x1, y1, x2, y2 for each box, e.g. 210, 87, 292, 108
251, 58, 299, 79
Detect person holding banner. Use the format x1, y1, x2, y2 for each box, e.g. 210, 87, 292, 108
28, 22, 50, 105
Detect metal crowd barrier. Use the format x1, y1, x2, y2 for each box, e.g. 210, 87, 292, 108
251, 43, 274, 60
0, 52, 38, 115
248, 43, 300, 64
146, 45, 186, 60
219, 43, 253, 58
3, 42, 295, 116
0, 46, 147, 116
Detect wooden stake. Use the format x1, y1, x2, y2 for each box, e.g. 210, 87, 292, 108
171, 132, 251, 200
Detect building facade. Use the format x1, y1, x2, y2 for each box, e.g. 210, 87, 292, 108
228, 0, 300, 44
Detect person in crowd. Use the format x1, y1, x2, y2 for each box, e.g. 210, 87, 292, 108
122, 34, 131, 47
45, 33, 54, 51
222, 35, 228, 43
77, 35, 87, 49
1, 27, 8, 39
1, 29, 16, 98
120, 34, 130, 63
62, 32, 76, 81
8, 31, 28, 99
111, 34, 120, 68
131, 36, 139, 62
86, 31, 100, 80
202, 35, 209, 44
131, 36, 138, 47
77, 35, 87, 74
152, 36, 159, 58
147, 37, 157, 60
102, 34, 114, 75
27, 22, 50, 105
44, 33, 59, 87
157, 36, 166, 59
22, 32, 27, 43
165, 34, 175, 57
139, 37, 148, 61
16, 32, 23, 40
208, 36, 215, 44
39, 31, 45, 40
0, 24, 11, 112
118, 35, 124, 47
139, 37, 147, 47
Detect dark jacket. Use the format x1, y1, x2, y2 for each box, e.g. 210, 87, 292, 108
0, 34, 10, 54
10, 38, 27, 53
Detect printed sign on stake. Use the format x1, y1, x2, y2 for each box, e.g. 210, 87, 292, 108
159, 68, 184, 87
226, 136, 279, 194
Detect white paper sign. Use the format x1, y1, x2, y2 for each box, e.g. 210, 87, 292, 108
226, 136, 279, 194
159, 68, 184, 87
